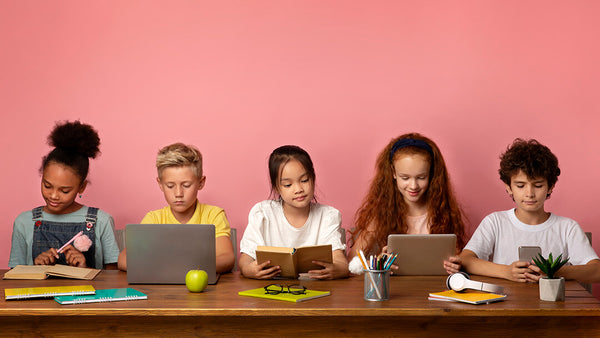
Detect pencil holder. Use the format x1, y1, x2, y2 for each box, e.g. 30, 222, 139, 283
363, 269, 390, 301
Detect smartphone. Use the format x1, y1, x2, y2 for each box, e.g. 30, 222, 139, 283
518, 246, 541, 263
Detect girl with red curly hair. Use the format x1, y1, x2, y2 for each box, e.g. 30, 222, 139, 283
349, 133, 466, 274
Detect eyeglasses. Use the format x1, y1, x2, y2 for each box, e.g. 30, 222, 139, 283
263, 284, 307, 295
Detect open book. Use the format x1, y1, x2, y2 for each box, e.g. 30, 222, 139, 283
428, 290, 507, 305
256, 244, 332, 279
3, 265, 101, 280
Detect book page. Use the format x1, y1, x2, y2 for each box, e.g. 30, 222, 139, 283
295, 245, 332, 273
2, 265, 49, 280
46, 265, 101, 280
256, 250, 296, 278
256, 246, 295, 254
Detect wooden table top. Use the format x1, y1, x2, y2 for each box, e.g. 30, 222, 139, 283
1, 270, 599, 317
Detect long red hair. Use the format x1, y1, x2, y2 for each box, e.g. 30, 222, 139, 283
350, 133, 466, 255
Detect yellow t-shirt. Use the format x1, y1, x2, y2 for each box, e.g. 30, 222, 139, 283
141, 201, 230, 238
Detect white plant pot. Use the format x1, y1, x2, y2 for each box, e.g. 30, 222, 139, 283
539, 277, 565, 301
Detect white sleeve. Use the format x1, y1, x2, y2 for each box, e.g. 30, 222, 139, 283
463, 214, 497, 261
318, 207, 346, 252
239, 203, 267, 260
565, 222, 599, 265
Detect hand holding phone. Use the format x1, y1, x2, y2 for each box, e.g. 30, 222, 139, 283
518, 246, 541, 264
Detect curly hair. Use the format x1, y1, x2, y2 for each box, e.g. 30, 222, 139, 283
350, 133, 466, 255
156, 143, 203, 179
41, 120, 101, 182
499, 138, 560, 188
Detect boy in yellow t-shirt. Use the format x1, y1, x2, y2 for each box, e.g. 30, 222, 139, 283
117, 143, 235, 273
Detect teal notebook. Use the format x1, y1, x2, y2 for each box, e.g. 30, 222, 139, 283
238, 287, 330, 303
54, 288, 147, 305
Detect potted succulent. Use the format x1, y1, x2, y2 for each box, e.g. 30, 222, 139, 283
532, 253, 569, 301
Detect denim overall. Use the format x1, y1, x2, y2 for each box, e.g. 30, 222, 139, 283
32, 206, 97, 268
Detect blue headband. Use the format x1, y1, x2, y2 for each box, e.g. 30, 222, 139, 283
389, 138, 434, 162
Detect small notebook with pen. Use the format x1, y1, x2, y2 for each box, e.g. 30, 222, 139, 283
54, 288, 147, 305
5, 285, 96, 300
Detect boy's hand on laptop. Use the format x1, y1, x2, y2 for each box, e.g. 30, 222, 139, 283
34, 248, 59, 265
63, 245, 87, 268
444, 256, 462, 274
506, 261, 534, 282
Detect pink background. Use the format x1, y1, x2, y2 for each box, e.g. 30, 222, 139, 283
1, 1, 599, 291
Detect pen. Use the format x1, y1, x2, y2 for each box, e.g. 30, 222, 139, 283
57, 231, 83, 254
384, 254, 397, 270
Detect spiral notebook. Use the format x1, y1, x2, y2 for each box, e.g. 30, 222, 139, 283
54, 288, 147, 305
5, 285, 96, 300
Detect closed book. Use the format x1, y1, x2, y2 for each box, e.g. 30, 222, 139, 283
3, 265, 101, 280
5, 285, 96, 300
428, 290, 507, 305
54, 288, 147, 305
238, 287, 330, 303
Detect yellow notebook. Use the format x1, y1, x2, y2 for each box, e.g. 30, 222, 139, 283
5, 285, 96, 300
3, 265, 101, 280
238, 287, 330, 303
428, 290, 507, 305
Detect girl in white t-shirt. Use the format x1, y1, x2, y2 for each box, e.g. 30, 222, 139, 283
239, 145, 349, 280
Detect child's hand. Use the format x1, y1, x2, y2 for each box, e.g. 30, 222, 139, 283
379, 246, 399, 275
34, 248, 59, 265
249, 260, 281, 279
524, 263, 542, 282
62, 245, 87, 268
506, 261, 534, 282
308, 260, 336, 280
444, 256, 462, 274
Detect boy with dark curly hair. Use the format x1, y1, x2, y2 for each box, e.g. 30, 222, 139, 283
459, 139, 600, 283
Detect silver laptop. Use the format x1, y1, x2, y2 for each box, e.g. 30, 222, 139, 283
386, 234, 456, 275
126, 224, 218, 284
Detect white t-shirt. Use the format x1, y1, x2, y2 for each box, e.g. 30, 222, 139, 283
240, 200, 346, 260
464, 209, 598, 265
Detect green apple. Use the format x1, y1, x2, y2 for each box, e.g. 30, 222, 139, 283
185, 269, 208, 292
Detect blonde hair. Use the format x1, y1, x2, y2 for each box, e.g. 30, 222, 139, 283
156, 143, 203, 178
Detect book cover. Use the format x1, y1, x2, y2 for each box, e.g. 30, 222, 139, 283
256, 244, 332, 279
54, 288, 148, 305
5, 285, 96, 300
238, 287, 330, 303
3, 265, 101, 280
428, 290, 507, 305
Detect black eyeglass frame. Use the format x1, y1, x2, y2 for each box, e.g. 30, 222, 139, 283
263, 283, 307, 295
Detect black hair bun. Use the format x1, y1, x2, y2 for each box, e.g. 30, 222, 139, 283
48, 121, 101, 159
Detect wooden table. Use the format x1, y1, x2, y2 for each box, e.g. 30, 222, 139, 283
1, 270, 599, 337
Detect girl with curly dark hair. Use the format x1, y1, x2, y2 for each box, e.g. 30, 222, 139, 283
8, 121, 119, 269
